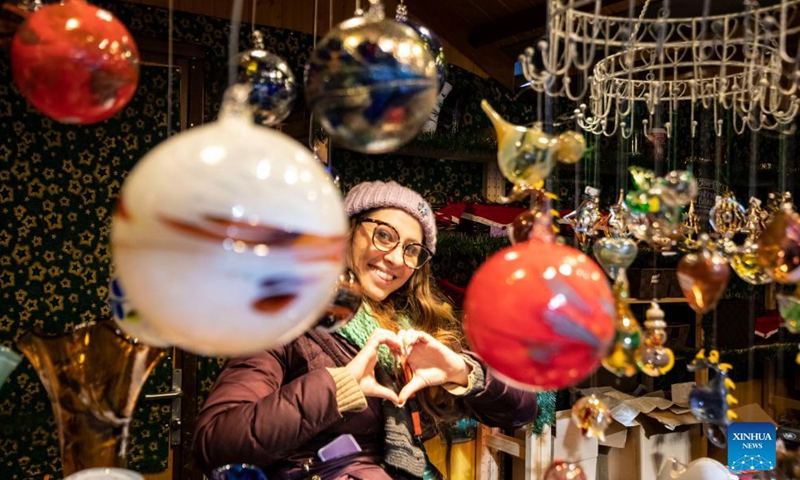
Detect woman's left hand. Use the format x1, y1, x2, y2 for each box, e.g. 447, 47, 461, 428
396, 330, 471, 405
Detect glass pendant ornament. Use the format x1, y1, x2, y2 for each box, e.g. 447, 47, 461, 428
663, 170, 699, 206
593, 237, 638, 281
730, 239, 772, 285
595, 190, 632, 239
543, 461, 587, 480
0, 345, 21, 391
463, 211, 615, 391
11, 0, 139, 124
602, 269, 642, 377
304, 1, 438, 154
777, 284, 800, 334
688, 349, 738, 448
681, 201, 701, 245
315, 271, 364, 333
395, 1, 447, 92
112, 85, 348, 357
563, 186, 601, 251
571, 394, 612, 441
236, 30, 296, 126
743, 197, 768, 240
757, 204, 800, 284
637, 301, 675, 377
677, 241, 731, 314
482, 100, 586, 189
17, 322, 166, 476
210, 464, 268, 480
709, 192, 746, 245
108, 276, 171, 347
508, 190, 558, 244
64, 469, 144, 480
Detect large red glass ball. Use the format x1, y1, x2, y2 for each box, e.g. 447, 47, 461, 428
11, 0, 139, 124
463, 239, 615, 391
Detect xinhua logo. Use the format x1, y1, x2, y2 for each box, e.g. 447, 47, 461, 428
728, 422, 777, 472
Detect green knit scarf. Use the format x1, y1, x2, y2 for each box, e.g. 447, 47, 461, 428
336, 304, 411, 372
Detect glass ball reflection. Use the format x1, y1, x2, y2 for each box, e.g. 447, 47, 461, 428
236, 46, 296, 126
305, 17, 438, 154
11, 0, 139, 124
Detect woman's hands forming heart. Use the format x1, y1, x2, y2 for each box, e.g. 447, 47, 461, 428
396, 330, 471, 405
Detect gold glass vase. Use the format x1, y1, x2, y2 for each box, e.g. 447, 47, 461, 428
17, 321, 166, 476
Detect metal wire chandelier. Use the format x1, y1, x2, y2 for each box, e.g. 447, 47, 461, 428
519, 0, 800, 135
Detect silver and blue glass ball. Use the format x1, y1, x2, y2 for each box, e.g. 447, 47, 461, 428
396, 5, 447, 91
304, 17, 438, 154
236, 33, 297, 126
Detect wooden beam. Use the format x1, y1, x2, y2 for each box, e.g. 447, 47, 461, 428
470, 0, 648, 48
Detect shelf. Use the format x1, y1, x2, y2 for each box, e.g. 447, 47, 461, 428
628, 297, 688, 304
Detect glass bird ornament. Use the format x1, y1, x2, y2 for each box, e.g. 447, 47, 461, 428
236, 30, 296, 127
112, 85, 347, 357
562, 186, 601, 251
315, 271, 364, 333
481, 99, 585, 189
637, 301, 675, 377
677, 240, 731, 314
11, 0, 139, 124
602, 269, 642, 377
777, 284, 800, 334
758, 203, 800, 284
625, 167, 695, 246
688, 349, 738, 448
571, 394, 612, 441
304, 3, 438, 154
543, 461, 587, 480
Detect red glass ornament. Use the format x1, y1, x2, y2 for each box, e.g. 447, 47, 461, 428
463, 239, 615, 391
11, 0, 139, 124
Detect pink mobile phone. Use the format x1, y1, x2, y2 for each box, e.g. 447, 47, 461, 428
317, 434, 362, 462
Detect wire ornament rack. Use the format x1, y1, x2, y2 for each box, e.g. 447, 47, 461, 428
519, 0, 800, 136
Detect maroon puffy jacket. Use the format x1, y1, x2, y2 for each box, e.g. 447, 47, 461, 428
192, 330, 539, 479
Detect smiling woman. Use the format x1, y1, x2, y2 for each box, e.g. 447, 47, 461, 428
192, 180, 540, 480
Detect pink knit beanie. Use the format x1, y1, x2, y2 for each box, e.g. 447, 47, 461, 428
344, 180, 437, 254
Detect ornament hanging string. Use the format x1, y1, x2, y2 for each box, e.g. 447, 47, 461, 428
251, 0, 257, 33
167, 0, 174, 138
228, 0, 245, 87
308, 0, 319, 151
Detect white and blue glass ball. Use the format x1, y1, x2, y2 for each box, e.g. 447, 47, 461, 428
304, 16, 439, 154
396, 6, 447, 92
236, 32, 297, 126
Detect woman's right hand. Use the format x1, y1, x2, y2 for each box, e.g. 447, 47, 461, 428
344, 329, 402, 404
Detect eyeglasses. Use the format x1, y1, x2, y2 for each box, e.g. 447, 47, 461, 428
358, 217, 432, 270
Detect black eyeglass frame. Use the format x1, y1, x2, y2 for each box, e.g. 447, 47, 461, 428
357, 217, 432, 270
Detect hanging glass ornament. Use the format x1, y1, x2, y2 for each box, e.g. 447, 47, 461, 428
730, 239, 772, 285
677, 239, 731, 314
602, 269, 642, 377
463, 202, 614, 391
709, 193, 746, 253
562, 186, 601, 251
625, 167, 695, 247
571, 394, 612, 440
556, 131, 587, 164
637, 301, 675, 377
758, 203, 800, 284
766, 192, 793, 223
598, 190, 633, 238
543, 461, 587, 480
743, 197, 768, 241
236, 30, 297, 127
210, 464, 268, 480
688, 349, 738, 448
108, 276, 170, 347
112, 85, 348, 357
482, 100, 586, 190
11, 0, 139, 124
64, 469, 144, 480
315, 271, 364, 333
681, 201, 701, 245
593, 237, 638, 281
305, 1, 438, 154
777, 284, 800, 334
395, 0, 447, 92
0, 346, 21, 392
508, 190, 558, 244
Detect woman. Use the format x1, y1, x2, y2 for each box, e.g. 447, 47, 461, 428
193, 180, 539, 479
